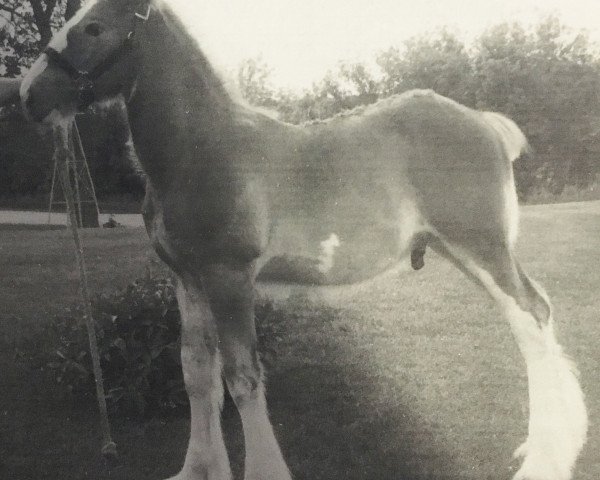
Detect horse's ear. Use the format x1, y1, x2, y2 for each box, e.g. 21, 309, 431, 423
103, 0, 153, 18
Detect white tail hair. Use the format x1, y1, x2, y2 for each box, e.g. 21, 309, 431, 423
482, 111, 530, 163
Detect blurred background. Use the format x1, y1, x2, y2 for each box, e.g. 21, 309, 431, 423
1, 0, 600, 208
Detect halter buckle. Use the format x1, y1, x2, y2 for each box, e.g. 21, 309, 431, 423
134, 5, 152, 21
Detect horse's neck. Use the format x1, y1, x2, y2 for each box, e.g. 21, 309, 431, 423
127, 8, 236, 191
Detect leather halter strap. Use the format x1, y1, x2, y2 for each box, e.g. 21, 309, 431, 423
43, 4, 151, 110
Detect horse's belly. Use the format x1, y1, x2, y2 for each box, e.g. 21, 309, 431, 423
256, 215, 401, 285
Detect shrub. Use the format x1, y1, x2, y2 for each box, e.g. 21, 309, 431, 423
45, 276, 185, 417
34, 275, 282, 418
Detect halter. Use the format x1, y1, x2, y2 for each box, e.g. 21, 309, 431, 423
44, 4, 152, 110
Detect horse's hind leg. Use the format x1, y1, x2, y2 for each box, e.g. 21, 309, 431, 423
433, 240, 587, 480
170, 277, 231, 480
202, 264, 292, 480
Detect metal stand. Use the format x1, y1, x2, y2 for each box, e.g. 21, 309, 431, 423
48, 118, 100, 227
52, 121, 117, 459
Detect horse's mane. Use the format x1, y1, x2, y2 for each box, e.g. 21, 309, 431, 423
153, 0, 246, 104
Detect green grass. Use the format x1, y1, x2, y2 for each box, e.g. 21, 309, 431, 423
1, 202, 600, 479
0, 194, 143, 214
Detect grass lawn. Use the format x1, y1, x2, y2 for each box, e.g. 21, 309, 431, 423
1, 202, 599, 480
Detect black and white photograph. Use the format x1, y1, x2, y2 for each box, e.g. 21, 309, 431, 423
0, 1, 598, 479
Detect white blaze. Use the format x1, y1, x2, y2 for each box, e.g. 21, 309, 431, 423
19, 55, 48, 108
48, 0, 99, 53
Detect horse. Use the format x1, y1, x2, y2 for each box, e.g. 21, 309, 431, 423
19, 1, 587, 479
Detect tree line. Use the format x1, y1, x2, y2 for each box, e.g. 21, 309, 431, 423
0, 0, 81, 75
239, 17, 600, 198
0, 0, 145, 208
1, 4, 599, 205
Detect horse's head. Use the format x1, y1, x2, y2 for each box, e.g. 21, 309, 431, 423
21, 0, 153, 123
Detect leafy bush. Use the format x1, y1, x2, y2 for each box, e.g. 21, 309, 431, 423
34, 275, 282, 418
45, 276, 185, 417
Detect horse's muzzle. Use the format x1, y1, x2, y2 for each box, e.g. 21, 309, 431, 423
21, 55, 78, 123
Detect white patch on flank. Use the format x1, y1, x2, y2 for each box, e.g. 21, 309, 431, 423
317, 233, 340, 274
19, 55, 48, 109
460, 259, 587, 480
48, 0, 99, 53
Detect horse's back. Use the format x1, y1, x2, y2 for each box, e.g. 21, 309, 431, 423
255, 90, 523, 284
375, 90, 519, 250
146, 90, 524, 286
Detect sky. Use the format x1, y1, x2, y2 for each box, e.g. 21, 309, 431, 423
164, 0, 600, 91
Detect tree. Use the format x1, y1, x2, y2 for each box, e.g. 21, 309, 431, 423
0, 0, 81, 76
0, 0, 142, 215
3, 5, 600, 201
237, 56, 278, 109
0, 77, 19, 105
64, 0, 81, 21
473, 17, 600, 195
377, 28, 475, 105
238, 58, 381, 124
339, 62, 379, 98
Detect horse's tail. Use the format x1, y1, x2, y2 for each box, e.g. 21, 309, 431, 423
481, 111, 531, 163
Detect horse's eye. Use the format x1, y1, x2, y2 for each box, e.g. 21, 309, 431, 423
84, 22, 103, 37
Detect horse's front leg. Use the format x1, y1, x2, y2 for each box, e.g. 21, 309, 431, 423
169, 276, 231, 480
203, 263, 292, 480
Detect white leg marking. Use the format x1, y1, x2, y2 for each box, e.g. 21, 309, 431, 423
173, 281, 231, 480
507, 307, 587, 480
474, 266, 587, 480
233, 381, 292, 480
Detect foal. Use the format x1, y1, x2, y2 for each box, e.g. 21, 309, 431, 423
20, 1, 587, 479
